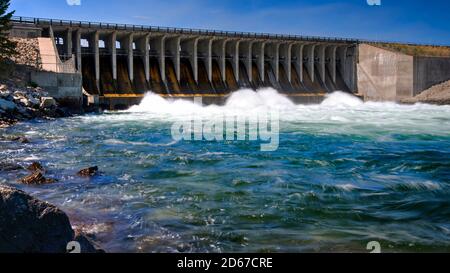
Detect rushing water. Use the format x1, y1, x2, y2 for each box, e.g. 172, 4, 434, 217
1, 88, 450, 253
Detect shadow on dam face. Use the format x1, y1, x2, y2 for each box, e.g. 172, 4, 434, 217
225, 60, 239, 92
197, 59, 213, 94
238, 61, 252, 89
149, 57, 167, 94
100, 55, 115, 95
82, 52, 352, 110
165, 58, 181, 94
279, 64, 294, 93
134, 57, 148, 94
212, 60, 226, 94
82, 55, 99, 95
180, 58, 198, 94
117, 55, 133, 94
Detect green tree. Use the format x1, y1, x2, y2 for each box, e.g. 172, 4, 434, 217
0, 0, 16, 60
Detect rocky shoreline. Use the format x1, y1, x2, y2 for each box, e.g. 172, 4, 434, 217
0, 185, 104, 253
401, 80, 450, 105
0, 78, 105, 252
0, 154, 105, 253
0, 80, 72, 128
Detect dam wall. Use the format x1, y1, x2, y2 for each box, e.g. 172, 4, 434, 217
10, 17, 358, 108
30, 71, 83, 110
11, 17, 450, 107
414, 56, 450, 96
358, 44, 450, 101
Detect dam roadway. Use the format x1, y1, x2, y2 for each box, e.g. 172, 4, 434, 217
12, 16, 359, 108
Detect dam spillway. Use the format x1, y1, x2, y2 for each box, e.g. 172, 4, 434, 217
11, 17, 359, 108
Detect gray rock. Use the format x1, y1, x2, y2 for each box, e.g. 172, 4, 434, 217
77, 166, 99, 177
40, 97, 57, 109
0, 90, 12, 99
0, 98, 17, 111
19, 172, 56, 185
0, 185, 104, 253
27, 97, 40, 107
0, 162, 23, 172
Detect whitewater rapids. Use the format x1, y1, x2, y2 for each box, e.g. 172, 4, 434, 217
118, 88, 450, 137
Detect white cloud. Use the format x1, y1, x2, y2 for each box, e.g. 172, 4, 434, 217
66, 0, 81, 6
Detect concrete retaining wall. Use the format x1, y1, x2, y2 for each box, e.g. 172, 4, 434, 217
30, 71, 83, 110
357, 44, 413, 101
414, 56, 450, 96
358, 44, 450, 101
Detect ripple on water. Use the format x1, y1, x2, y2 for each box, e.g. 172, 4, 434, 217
1, 90, 450, 252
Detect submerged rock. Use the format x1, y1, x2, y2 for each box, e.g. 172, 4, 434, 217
27, 162, 44, 173
0, 185, 104, 253
19, 172, 56, 185
77, 166, 99, 177
0, 98, 17, 111
10, 136, 30, 143
0, 162, 23, 172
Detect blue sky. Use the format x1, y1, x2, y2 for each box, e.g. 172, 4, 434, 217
9, 0, 450, 45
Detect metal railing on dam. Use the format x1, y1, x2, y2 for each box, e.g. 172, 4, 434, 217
12, 16, 450, 48
12, 16, 357, 44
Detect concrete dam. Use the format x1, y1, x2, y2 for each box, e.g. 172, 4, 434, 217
11, 17, 450, 109
11, 17, 358, 108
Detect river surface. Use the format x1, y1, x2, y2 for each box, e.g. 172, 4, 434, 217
1, 89, 450, 253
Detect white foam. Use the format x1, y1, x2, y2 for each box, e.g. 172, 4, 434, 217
321, 91, 363, 108
100, 88, 450, 136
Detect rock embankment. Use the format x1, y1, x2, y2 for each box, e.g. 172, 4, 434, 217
0, 185, 104, 253
9, 37, 42, 69
0, 37, 73, 127
401, 80, 450, 105
0, 82, 69, 127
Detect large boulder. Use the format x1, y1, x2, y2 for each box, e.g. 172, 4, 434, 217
40, 97, 57, 109
0, 98, 17, 111
0, 185, 104, 253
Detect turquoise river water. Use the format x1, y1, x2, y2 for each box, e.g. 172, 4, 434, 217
1, 89, 450, 253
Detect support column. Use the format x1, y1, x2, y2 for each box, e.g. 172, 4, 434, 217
326, 45, 337, 83
125, 33, 134, 82
280, 43, 292, 83
243, 41, 253, 83
65, 28, 72, 58
199, 38, 214, 82
167, 36, 181, 82
184, 38, 199, 83
92, 31, 100, 90
255, 41, 266, 82
232, 40, 240, 82
346, 46, 357, 92
270, 43, 280, 82
226, 40, 240, 82
338, 46, 347, 79
48, 26, 55, 40
213, 39, 227, 82
108, 32, 117, 80
151, 35, 167, 85
305, 44, 315, 82
74, 29, 82, 72
317, 45, 326, 83
143, 34, 150, 82
292, 44, 304, 82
